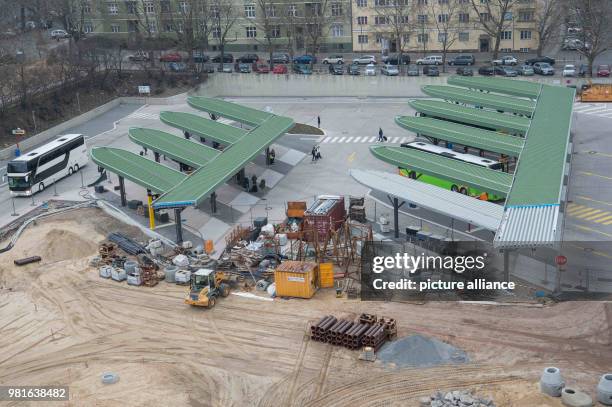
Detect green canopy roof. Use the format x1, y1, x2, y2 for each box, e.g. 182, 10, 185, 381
409, 99, 530, 135
395, 116, 524, 157
370, 145, 513, 197
160, 111, 246, 145
422, 85, 536, 117
128, 127, 220, 169
447, 76, 542, 99
90, 147, 187, 194
188, 97, 271, 127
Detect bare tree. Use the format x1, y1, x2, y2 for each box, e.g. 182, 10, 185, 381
302, 0, 332, 56
48, 0, 91, 44
470, 0, 517, 59
534, 0, 563, 57
374, 0, 414, 69
281, 3, 302, 61
212, 0, 238, 70
254, 0, 281, 69
430, 0, 465, 71
570, 0, 611, 76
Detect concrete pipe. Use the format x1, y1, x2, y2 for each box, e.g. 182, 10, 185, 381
540, 367, 565, 397
560, 388, 593, 407
598, 373, 612, 405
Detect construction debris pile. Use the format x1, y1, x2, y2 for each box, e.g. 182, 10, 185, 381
310, 313, 397, 351
420, 391, 496, 407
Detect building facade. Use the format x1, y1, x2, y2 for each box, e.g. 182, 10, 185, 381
351, 0, 540, 54
79, 0, 352, 53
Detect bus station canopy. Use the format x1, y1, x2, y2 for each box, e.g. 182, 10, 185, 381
91, 147, 187, 194
160, 111, 246, 145
447, 76, 542, 99
128, 127, 220, 169
408, 99, 530, 135
395, 116, 524, 157
422, 85, 536, 117
370, 145, 513, 197
188, 96, 271, 127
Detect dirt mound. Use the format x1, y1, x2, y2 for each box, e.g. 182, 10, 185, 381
40, 228, 98, 262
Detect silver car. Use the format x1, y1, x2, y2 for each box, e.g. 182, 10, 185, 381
533, 62, 555, 75
381, 65, 399, 76
353, 55, 377, 65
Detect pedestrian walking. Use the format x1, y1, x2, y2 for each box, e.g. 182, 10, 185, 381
378, 128, 384, 142
143, 146, 148, 155
269, 148, 276, 165
317, 115, 321, 128
315, 145, 322, 161
311, 145, 317, 161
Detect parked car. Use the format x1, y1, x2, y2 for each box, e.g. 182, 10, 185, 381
416, 55, 443, 65
217, 63, 233, 73
478, 66, 495, 76
533, 62, 555, 75
193, 52, 209, 63
268, 53, 290, 64
353, 55, 377, 65
456, 67, 473, 76
597, 64, 610, 77
293, 54, 317, 64
494, 66, 517, 77
381, 64, 399, 76
169, 62, 187, 72
272, 64, 288, 74
238, 54, 259, 63
160, 52, 182, 62
562, 64, 577, 77
384, 54, 411, 65
407, 64, 420, 76
422, 65, 440, 76
525, 56, 555, 66
293, 63, 312, 74
329, 63, 344, 75
238, 63, 252, 73
128, 50, 149, 62
517, 64, 534, 76
50, 29, 69, 39
492, 55, 518, 66
364, 63, 377, 76
448, 54, 475, 66
212, 53, 234, 63
323, 55, 344, 64
253, 63, 270, 73
347, 64, 360, 75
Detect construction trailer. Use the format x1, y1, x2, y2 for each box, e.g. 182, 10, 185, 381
303, 195, 346, 243
274, 260, 318, 298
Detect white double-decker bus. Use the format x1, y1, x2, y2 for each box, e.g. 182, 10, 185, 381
7, 134, 88, 196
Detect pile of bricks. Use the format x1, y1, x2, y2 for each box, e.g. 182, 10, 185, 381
310, 313, 397, 351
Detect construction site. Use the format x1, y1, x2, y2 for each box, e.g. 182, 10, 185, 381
1, 77, 612, 407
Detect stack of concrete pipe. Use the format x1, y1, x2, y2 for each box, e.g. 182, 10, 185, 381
540, 367, 612, 406
310, 314, 397, 351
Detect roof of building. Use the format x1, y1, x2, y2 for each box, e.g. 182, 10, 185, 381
351, 169, 504, 231
447, 76, 542, 99
370, 145, 513, 197
422, 85, 536, 117
395, 116, 524, 157
187, 96, 271, 127
90, 147, 187, 194
159, 111, 246, 145
128, 127, 220, 169
408, 99, 530, 134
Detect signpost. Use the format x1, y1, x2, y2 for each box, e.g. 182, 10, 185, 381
12, 128, 25, 157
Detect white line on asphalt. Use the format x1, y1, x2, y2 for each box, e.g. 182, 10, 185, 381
338, 137, 346, 143
354, 137, 362, 143
322, 137, 331, 143
391, 137, 399, 143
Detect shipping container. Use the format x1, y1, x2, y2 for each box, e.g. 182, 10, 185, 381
303, 195, 346, 242
274, 261, 318, 298
319, 263, 334, 288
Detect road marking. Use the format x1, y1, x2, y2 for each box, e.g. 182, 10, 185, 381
574, 209, 602, 218
567, 206, 594, 216
567, 243, 612, 260
584, 212, 612, 221
578, 151, 612, 158
573, 224, 612, 239
575, 195, 612, 207
593, 214, 612, 223
391, 137, 399, 143
369, 137, 377, 142
347, 152, 356, 163
338, 137, 346, 143
578, 171, 612, 181
354, 137, 362, 143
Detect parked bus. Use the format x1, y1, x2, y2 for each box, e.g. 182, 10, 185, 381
399, 141, 503, 201
7, 134, 88, 196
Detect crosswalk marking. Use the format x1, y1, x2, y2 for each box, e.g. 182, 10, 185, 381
573, 103, 612, 119
566, 203, 612, 226
584, 212, 610, 221
574, 209, 602, 218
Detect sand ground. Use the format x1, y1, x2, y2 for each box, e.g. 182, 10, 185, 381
0, 208, 610, 407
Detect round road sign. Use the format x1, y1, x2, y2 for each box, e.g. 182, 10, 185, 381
555, 255, 567, 266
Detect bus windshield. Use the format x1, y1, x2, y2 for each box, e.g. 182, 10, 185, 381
8, 176, 31, 189
7, 161, 29, 173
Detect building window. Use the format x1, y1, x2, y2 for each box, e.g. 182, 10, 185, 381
111, 24, 120, 33
417, 33, 428, 43
438, 14, 449, 23
108, 3, 118, 15
179, 2, 189, 13
164, 22, 173, 32
287, 4, 297, 16
417, 14, 427, 24
271, 25, 281, 38
145, 1, 155, 13
520, 47, 530, 52
520, 30, 532, 40
160, 0, 171, 12
458, 31, 469, 41
501, 30, 512, 40
83, 2, 91, 13
358, 34, 368, 44
331, 25, 343, 37
176, 21, 184, 32
417, 0, 427, 5
84, 22, 93, 33
212, 27, 221, 38
500, 47, 512, 52
458, 0, 469, 3
438, 32, 447, 42
246, 26, 257, 38
356, 0, 367, 6
266, 5, 276, 17
438, 0, 449, 3
374, 0, 386, 6
458, 13, 469, 23
331, 3, 342, 16
375, 34, 383, 43
374, 16, 388, 25
126, 1, 136, 14
357, 16, 367, 25
245, 5, 255, 18
394, 15, 408, 24
402, 33, 410, 43
518, 11, 533, 21
148, 22, 157, 33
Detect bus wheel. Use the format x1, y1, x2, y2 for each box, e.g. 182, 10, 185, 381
408, 171, 417, 179
459, 187, 468, 195
69, 167, 74, 175
74, 164, 80, 172
451, 185, 459, 192
38, 182, 45, 192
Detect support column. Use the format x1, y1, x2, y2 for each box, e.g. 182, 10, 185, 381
387, 195, 405, 239
266, 147, 271, 166
503, 250, 510, 282
200, 136, 206, 143
211, 191, 217, 213
154, 151, 160, 163
174, 208, 183, 244
147, 190, 155, 230
236, 168, 245, 184
213, 141, 220, 149
118, 176, 126, 207
184, 131, 190, 140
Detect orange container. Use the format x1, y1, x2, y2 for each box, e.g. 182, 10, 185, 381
204, 240, 214, 254
274, 261, 318, 298
319, 263, 334, 288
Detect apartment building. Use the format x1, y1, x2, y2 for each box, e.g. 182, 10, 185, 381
351, 0, 540, 54
79, 0, 351, 53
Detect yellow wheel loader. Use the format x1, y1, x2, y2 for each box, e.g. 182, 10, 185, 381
184, 268, 230, 308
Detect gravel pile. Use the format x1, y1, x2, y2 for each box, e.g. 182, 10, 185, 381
420, 390, 496, 407
377, 334, 468, 368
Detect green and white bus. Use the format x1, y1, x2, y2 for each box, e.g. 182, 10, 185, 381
399, 141, 504, 201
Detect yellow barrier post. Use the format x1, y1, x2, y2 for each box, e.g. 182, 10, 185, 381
147, 193, 155, 230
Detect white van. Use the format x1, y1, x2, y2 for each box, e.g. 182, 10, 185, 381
416, 55, 443, 65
